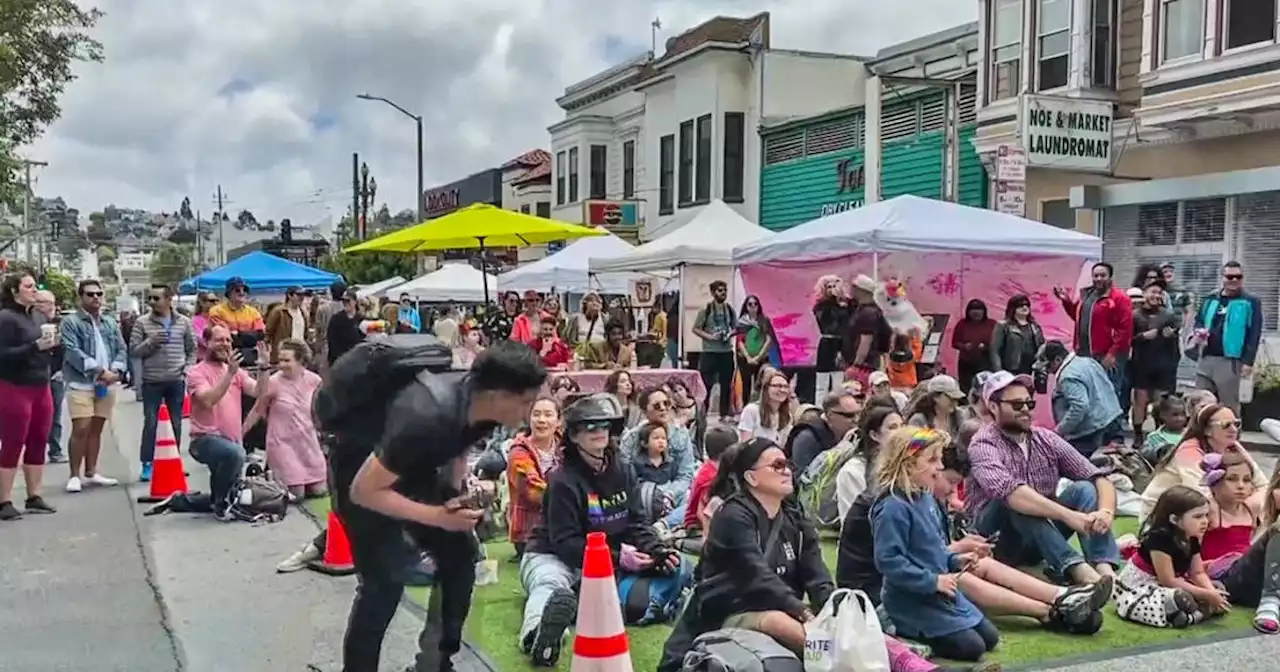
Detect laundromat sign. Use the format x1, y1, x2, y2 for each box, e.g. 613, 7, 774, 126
1020, 95, 1114, 173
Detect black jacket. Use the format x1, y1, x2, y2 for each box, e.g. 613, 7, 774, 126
785, 419, 839, 476
525, 443, 664, 571
0, 304, 50, 386
695, 494, 833, 626
836, 490, 881, 603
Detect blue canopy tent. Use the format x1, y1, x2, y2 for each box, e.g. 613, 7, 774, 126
179, 251, 341, 294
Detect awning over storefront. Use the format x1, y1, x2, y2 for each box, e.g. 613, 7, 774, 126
733, 194, 1102, 264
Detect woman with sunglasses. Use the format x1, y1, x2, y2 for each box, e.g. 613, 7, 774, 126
519, 394, 682, 667
619, 387, 697, 522
1140, 403, 1269, 521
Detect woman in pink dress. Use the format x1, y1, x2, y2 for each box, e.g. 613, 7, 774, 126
243, 338, 327, 499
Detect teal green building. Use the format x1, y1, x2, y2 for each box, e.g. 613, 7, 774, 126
759, 90, 987, 231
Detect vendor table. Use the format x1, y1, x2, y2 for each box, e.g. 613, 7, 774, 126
547, 368, 705, 401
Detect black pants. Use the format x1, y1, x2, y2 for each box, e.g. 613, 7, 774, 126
333, 457, 478, 672
1222, 527, 1280, 607
921, 617, 1000, 662
737, 356, 762, 405
699, 351, 735, 416
956, 359, 989, 394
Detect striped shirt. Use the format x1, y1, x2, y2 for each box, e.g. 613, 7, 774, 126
128, 311, 198, 383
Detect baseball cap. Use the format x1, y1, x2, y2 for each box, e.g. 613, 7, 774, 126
868, 370, 890, 386
925, 374, 965, 399
981, 370, 1035, 404
224, 276, 248, 296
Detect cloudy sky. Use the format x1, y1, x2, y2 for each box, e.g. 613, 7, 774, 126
29, 0, 976, 225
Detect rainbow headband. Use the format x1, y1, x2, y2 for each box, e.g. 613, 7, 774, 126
907, 428, 942, 454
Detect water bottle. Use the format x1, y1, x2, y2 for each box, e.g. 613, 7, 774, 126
94, 382, 108, 399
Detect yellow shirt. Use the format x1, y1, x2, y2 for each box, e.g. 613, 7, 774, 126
208, 301, 265, 333
649, 311, 668, 346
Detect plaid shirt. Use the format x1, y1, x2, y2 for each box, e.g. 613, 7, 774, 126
965, 423, 1102, 516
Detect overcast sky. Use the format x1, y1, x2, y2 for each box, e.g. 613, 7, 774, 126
28, 0, 976, 225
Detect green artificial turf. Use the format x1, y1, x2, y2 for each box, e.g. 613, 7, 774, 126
302, 501, 1256, 671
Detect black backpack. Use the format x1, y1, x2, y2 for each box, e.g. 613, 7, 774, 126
314, 334, 454, 445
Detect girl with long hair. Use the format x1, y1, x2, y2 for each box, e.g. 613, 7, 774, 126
241, 339, 326, 500
506, 397, 562, 560
905, 374, 971, 437
990, 294, 1043, 375
1141, 403, 1268, 519
812, 275, 850, 398
605, 369, 643, 429
736, 369, 794, 444
835, 402, 903, 520
0, 272, 59, 519
735, 294, 775, 403
1115, 485, 1216, 628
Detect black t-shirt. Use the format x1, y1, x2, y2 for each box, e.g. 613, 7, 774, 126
1138, 528, 1200, 576
326, 311, 364, 365
375, 372, 498, 504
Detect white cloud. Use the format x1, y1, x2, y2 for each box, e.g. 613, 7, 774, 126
28, 0, 976, 224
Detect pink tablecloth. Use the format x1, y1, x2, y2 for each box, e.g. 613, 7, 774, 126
549, 368, 706, 401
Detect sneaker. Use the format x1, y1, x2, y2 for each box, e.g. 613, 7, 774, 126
24, 496, 56, 514
0, 501, 21, 521
47, 452, 68, 464
65, 477, 82, 493
144, 494, 176, 517
1166, 589, 1198, 628
84, 473, 119, 487
140, 462, 153, 483
276, 542, 321, 573
528, 588, 577, 667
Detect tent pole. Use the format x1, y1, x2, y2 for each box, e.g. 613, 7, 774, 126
477, 237, 490, 304
676, 264, 684, 369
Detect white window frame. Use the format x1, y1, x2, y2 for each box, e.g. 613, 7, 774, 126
1221, 0, 1279, 54
988, 0, 1024, 102
1091, 0, 1118, 88
1160, 0, 1206, 64
1034, 0, 1075, 90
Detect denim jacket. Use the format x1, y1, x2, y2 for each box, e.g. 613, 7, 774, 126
60, 309, 128, 387
1050, 353, 1122, 440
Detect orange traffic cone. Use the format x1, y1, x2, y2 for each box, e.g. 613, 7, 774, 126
137, 403, 189, 503
307, 510, 356, 576
570, 532, 632, 671
181, 394, 191, 418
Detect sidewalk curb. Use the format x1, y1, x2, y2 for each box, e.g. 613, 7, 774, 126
294, 500, 501, 672
1008, 627, 1261, 671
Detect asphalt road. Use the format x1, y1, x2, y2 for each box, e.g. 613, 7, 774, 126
0, 396, 481, 672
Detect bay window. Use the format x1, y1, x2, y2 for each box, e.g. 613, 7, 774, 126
1037, 0, 1071, 90
989, 0, 1023, 101
1161, 0, 1204, 62
1223, 0, 1277, 50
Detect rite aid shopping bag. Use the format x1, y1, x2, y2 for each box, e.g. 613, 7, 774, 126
803, 589, 890, 672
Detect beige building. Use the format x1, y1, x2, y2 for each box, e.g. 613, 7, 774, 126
973, 0, 1280, 328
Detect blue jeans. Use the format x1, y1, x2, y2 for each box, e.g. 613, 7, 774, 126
140, 380, 186, 463
188, 433, 245, 509
1105, 354, 1129, 413
974, 480, 1120, 578
48, 378, 65, 458
667, 340, 681, 369
665, 500, 687, 529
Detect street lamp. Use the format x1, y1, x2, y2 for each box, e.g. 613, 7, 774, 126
356, 93, 425, 224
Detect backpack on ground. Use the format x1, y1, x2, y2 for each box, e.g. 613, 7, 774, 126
220, 476, 290, 524
681, 628, 803, 672
797, 436, 858, 529
313, 334, 454, 445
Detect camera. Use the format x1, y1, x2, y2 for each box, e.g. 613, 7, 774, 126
1031, 361, 1049, 394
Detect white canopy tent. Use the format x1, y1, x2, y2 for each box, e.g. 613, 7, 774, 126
498, 233, 642, 295
732, 195, 1102, 264
355, 276, 407, 298
394, 263, 497, 303
589, 199, 772, 273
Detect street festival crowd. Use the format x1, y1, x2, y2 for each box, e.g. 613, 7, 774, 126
2, 258, 1280, 671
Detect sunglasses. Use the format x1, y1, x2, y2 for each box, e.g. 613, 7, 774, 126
829, 409, 859, 419
578, 420, 614, 432
1001, 399, 1037, 412
82, 291, 104, 298
649, 400, 671, 411
1212, 419, 1243, 430
1224, 274, 1244, 281
754, 459, 790, 473
147, 295, 164, 302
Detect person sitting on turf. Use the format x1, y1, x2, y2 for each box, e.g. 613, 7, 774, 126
518, 394, 684, 668
966, 371, 1120, 588
618, 386, 697, 524
837, 431, 1108, 636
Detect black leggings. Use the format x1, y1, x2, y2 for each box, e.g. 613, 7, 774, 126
1222, 527, 1280, 607
699, 351, 735, 416
921, 618, 999, 662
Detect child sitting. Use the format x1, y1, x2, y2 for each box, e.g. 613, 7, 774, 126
683, 426, 737, 536
1141, 393, 1189, 464
871, 427, 999, 662
631, 422, 680, 525
1116, 485, 1227, 628
1201, 452, 1259, 579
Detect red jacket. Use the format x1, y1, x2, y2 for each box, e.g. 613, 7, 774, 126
1060, 286, 1133, 358
537, 337, 572, 369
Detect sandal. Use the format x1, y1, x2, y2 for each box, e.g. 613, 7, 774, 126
1255, 596, 1280, 634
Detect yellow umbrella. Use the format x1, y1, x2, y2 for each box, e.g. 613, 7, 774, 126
344, 202, 606, 302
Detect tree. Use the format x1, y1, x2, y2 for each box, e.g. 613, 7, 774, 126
374, 203, 392, 231
0, 1, 104, 204
96, 244, 115, 262
318, 251, 415, 286
97, 259, 114, 280
167, 227, 196, 244
149, 242, 195, 286
42, 268, 74, 307
390, 208, 416, 229
236, 209, 257, 230
87, 219, 111, 244
179, 196, 193, 221
263, 219, 276, 232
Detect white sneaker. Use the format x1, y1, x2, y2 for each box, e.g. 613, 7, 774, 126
65, 477, 82, 493
276, 542, 321, 573
84, 474, 119, 487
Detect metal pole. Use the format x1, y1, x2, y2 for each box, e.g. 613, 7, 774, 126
216, 185, 226, 264
351, 152, 360, 244
416, 116, 425, 224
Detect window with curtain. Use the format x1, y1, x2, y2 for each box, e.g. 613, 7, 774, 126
567, 147, 579, 203
695, 114, 712, 202
1161, 0, 1205, 62
989, 0, 1023, 101
1038, 0, 1071, 90
659, 134, 675, 215
678, 120, 693, 205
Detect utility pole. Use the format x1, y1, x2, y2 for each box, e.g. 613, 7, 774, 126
195, 209, 203, 270
215, 185, 226, 264
20, 159, 49, 272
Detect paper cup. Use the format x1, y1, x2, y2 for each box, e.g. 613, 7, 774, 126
40, 324, 56, 340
